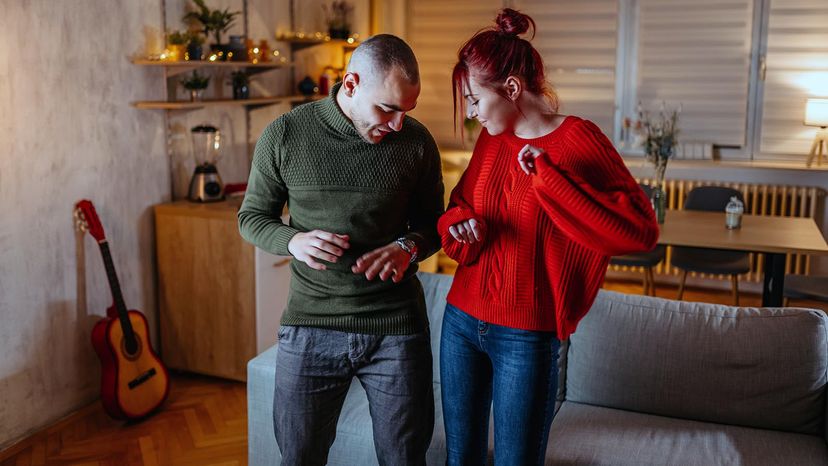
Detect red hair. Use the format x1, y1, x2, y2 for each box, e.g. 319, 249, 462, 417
452, 8, 558, 133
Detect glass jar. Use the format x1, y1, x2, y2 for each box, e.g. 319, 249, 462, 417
725, 196, 744, 229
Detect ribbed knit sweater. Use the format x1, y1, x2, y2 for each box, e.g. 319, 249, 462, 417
238, 83, 444, 335
438, 116, 658, 339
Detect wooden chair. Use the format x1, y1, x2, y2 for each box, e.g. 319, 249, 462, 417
671, 186, 750, 305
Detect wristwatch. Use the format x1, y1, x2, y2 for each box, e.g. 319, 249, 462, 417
395, 237, 418, 264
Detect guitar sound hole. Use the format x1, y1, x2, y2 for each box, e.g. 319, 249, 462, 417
120, 334, 143, 361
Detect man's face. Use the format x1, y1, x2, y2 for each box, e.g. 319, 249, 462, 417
347, 68, 420, 144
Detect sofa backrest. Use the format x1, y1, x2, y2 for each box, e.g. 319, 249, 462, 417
564, 290, 828, 435
418, 272, 453, 383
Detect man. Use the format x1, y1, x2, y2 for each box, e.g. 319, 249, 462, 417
238, 34, 444, 465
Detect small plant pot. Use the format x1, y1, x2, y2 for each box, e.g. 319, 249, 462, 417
298, 76, 318, 96
189, 89, 205, 102
328, 28, 350, 40
232, 83, 249, 100
186, 43, 203, 61
167, 44, 185, 61
210, 43, 229, 61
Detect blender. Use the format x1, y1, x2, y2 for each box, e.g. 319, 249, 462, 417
188, 124, 225, 202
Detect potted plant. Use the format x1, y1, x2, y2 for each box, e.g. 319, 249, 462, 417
181, 70, 211, 101
183, 0, 240, 59
323, 1, 353, 40
637, 101, 681, 223
229, 70, 250, 99
185, 31, 205, 61
166, 30, 188, 61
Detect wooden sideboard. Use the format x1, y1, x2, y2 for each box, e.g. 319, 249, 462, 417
154, 199, 290, 381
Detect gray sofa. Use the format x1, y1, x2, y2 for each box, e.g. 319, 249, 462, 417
248, 272, 828, 465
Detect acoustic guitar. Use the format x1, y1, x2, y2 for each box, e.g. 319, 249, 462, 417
74, 200, 169, 420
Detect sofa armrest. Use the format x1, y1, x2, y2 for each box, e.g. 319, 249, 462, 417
248, 345, 282, 466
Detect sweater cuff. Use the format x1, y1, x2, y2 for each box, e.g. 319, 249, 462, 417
271, 226, 300, 256
438, 206, 477, 236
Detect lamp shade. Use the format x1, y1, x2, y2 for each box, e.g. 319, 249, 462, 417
805, 98, 828, 127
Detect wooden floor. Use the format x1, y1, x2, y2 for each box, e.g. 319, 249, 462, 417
1, 279, 824, 466
0, 374, 247, 466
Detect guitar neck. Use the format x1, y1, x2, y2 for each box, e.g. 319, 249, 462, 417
98, 241, 136, 343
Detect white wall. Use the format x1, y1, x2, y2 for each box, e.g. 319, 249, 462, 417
0, 0, 380, 450
0, 0, 169, 449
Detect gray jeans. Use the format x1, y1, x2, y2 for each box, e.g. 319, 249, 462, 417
273, 325, 435, 466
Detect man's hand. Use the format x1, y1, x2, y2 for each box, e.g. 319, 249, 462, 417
517, 143, 547, 175
448, 218, 485, 244
352, 242, 411, 283
287, 230, 350, 271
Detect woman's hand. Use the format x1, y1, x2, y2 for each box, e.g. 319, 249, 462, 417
517, 144, 547, 175
448, 218, 485, 244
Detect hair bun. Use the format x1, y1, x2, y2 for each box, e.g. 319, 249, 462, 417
495, 8, 531, 36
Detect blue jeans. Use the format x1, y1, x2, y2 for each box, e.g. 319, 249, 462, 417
440, 304, 560, 466
274, 325, 434, 466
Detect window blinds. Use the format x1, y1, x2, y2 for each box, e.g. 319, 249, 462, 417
516, 0, 619, 137
636, 0, 754, 147
758, 0, 828, 158
407, 0, 503, 148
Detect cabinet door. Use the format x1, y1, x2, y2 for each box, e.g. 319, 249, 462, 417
254, 215, 292, 353
155, 203, 255, 381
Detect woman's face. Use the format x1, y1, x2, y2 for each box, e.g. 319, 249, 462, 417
463, 73, 519, 136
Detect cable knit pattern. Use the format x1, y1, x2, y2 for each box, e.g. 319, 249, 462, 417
238, 83, 445, 335
438, 116, 659, 338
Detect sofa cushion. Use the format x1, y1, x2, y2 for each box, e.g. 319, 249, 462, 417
547, 401, 828, 466
566, 290, 828, 434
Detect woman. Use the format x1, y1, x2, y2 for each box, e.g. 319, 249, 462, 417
438, 8, 659, 466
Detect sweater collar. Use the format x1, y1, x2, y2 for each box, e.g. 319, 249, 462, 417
316, 82, 361, 138
500, 115, 577, 147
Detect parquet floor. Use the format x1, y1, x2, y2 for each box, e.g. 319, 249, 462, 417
0, 373, 247, 466
1, 280, 824, 466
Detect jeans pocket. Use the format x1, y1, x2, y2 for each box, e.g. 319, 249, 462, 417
277, 325, 292, 342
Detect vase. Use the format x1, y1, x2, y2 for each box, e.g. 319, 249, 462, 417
228, 35, 247, 62
651, 185, 666, 224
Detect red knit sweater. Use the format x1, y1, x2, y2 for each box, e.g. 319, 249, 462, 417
438, 116, 659, 339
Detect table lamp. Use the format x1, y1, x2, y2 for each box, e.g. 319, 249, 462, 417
805, 98, 828, 167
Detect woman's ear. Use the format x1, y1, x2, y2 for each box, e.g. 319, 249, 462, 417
504, 76, 522, 102
341, 72, 360, 97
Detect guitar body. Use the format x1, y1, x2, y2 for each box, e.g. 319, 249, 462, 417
76, 199, 170, 420
91, 306, 170, 420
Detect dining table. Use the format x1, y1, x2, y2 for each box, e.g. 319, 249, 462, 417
657, 210, 828, 306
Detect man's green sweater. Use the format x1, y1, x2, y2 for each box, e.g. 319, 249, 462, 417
238, 83, 444, 335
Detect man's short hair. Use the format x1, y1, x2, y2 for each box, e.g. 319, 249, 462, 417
349, 34, 419, 84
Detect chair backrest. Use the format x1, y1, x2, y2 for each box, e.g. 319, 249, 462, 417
639, 183, 654, 199
684, 186, 744, 212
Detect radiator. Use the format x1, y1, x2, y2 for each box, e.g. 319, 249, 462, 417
615, 178, 826, 282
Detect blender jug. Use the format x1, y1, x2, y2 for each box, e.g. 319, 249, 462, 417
188, 125, 225, 202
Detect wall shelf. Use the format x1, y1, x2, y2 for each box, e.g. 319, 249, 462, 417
275, 36, 360, 53
132, 95, 322, 111
132, 59, 288, 68
131, 59, 290, 77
